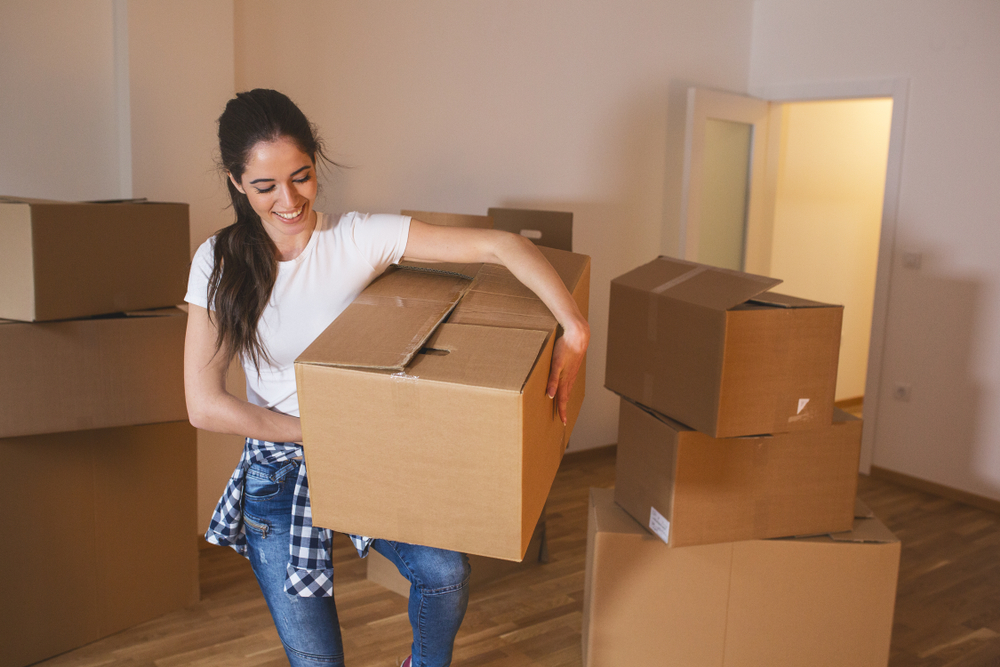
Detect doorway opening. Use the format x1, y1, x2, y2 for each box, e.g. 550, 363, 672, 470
769, 98, 893, 411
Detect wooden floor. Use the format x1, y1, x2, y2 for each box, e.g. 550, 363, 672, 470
34, 447, 1000, 667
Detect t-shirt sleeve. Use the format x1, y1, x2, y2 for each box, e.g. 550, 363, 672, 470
349, 213, 411, 273
184, 237, 216, 310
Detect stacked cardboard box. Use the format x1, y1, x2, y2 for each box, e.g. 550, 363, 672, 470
0, 197, 196, 667
587, 256, 900, 666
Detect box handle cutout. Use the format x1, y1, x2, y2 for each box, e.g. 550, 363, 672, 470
418, 347, 450, 356
519, 229, 543, 240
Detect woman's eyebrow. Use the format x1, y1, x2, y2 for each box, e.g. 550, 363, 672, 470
248, 165, 311, 185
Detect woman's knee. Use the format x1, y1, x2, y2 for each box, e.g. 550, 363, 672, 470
402, 545, 470, 593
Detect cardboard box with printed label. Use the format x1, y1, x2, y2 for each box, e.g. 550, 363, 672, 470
582, 488, 899, 667
0, 308, 188, 438
614, 397, 861, 547
0, 196, 189, 322
0, 422, 199, 667
605, 256, 843, 438
295, 246, 590, 561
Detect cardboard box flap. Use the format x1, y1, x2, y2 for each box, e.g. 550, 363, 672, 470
297, 267, 471, 371
613, 256, 781, 311
854, 496, 875, 519
0, 195, 68, 205
405, 323, 549, 391
394, 260, 483, 279
747, 290, 840, 309
0, 307, 185, 326
451, 248, 591, 331
829, 514, 899, 544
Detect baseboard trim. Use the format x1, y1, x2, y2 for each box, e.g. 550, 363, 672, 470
835, 396, 864, 410
869, 465, 1000, 515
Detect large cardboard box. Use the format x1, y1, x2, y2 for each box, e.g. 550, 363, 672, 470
367, 508, 548, 597
295, 247, 590, 561
605, 256, 843, 437
487, 207, 573, 251
0, 422, 199, 667
0, 196, 189, 321
0, 308, 188, 438
583, 488, 899, 667
614, 398, 861, 546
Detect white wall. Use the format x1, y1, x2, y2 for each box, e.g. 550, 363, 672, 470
751, 0, 1000, 500
233, 0, 756, 451
0, 1, 123, 200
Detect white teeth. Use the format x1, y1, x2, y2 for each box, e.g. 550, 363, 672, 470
275, 208, 302, 220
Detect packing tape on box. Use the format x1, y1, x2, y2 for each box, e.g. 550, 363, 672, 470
646, 266, 708, 342
650, 266, 708, 295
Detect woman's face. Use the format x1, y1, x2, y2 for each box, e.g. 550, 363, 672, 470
230, 136, 318, 252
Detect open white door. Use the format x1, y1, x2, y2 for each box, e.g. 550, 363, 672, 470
680, 88, 780, 274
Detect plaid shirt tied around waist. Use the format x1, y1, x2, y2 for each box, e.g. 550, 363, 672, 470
205, 438, 373, 597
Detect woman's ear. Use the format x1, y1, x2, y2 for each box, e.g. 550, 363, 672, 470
227, 171, 246, 195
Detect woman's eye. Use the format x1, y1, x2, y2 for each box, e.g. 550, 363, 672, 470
294, 174, 312, 184
255, 185, 276, 194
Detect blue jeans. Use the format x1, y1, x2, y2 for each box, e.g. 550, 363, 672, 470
243, 459, 470, 667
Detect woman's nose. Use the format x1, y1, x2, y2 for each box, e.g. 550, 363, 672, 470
278, 182, 297, 206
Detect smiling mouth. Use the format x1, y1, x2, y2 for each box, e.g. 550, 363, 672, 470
274, 207, 304, 220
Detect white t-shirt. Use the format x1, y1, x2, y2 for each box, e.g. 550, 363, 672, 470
185, 211, 411, 417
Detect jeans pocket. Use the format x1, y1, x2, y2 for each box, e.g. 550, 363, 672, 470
244, 461, 297, 500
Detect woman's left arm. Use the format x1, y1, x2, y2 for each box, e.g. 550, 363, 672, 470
403, 219, 590, 424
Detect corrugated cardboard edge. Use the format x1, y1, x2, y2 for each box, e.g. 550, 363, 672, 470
748, 290, 841, 309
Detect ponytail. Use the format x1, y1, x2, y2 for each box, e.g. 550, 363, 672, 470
207, 178, 278, 372
208, 89, 326, 372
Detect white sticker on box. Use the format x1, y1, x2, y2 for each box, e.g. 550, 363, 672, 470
649, 506, 671, 545
797, 398, 810, 414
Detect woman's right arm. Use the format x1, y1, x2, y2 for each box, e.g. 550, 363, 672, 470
184, 303, 303, 442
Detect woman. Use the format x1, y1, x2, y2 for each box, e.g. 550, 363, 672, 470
184, 89, 589, 667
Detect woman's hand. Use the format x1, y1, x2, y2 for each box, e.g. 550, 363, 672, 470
547, 321, 590, 425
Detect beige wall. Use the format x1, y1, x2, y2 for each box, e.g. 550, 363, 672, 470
233, 0, 756, 451
0, 1, 123, 200
769, 98, 892, 401
125, 0, 242, 530
751, 0, 1000, 500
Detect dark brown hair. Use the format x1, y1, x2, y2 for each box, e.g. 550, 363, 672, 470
208, 89, 326, 371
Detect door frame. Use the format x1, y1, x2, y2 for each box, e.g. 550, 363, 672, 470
679, 88, 773, 273
749, 78, 910, 474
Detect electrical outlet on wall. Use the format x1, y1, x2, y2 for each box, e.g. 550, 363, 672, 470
902, 252, 923, 270
893, 383, 912, 402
